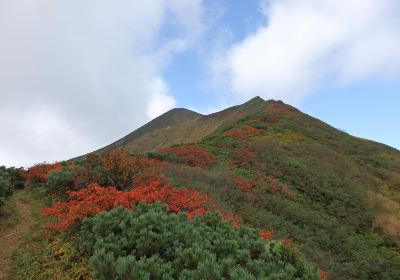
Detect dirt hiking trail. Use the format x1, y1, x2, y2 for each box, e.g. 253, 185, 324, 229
0, 197, 33, 280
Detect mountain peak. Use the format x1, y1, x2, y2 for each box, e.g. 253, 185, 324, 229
245, 96, 265, 104
163, 107, 202, 118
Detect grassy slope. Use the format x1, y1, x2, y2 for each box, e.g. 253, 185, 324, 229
92, 97, 268, 155
10, 189, 94, 280
153, 101, 400, 279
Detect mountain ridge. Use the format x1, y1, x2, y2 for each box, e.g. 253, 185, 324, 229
94, 96, 398, 156
95, 96, 273, 154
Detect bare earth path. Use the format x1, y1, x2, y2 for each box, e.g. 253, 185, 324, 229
0, 196, 33, 280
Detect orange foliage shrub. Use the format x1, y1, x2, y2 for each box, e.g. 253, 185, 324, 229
280, 184, 295, 198
267, 182, 280, 193
26, 163, 62, 184
258, 114, 285, 124
228, 172, 254, 192
222, 129, 247, 141
220, 212, 242, 228
319, 269, 329, 280
160, 145, 215, 168
233, 176, 254, 192
42, 181, 209, 230
281, 238, 298, 249
222, 124, 264, 141
259, 229, 274, 241
267, 107, 292, 114
101, 150, 160, 189
242, 125, 264, 136
267, 182, 295, 198
257, 103, 294, 124
187, 208, 207, 220
231, 147, 257, 168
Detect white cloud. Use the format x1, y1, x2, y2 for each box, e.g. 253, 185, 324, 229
146, 78, 176, 119
0, 0, 204, 167
212, 0, 400, 103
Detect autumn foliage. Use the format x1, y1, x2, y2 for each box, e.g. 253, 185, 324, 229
268, 182, 296, 198
319, 269, 329, 280
100, 150, 161, 189
231, 174, 254, 192
26, 163, 62, 184
259, 229, 274, 241
42, 181, 209, 230
160, 144, 215, 168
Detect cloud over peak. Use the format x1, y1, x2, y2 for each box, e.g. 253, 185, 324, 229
213, 0, 400, 102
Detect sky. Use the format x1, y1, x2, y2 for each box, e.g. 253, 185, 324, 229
0, 0, 399, 167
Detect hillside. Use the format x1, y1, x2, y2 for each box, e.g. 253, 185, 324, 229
94, 97, 400, 279
3, 97, 400, 279
95, 96, 267, 153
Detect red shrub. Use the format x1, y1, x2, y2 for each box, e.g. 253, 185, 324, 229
221, 212, 241, 228
242, 125, 264, 136
42, 183, 124, 230
101, 150, 160, 189
188, 208, 207, 220
264, 102, 295, 113
234, 176, 254, 192
26, 163, 62, 184
42, 181, 209, 230
222, 125, 264, 141
160, 145, 215, 168
231, 147, 257, 168
258, 114, 285, 124
319, 269, 329, 280
267, 182, 295, 198
222, 129, 247, 141
281, 238, 298, 249
267, 182, 280, 193
164, 187, 209, 213
281, 184, 295, 198
228, 172, 254, 192
259, 229, 274, 241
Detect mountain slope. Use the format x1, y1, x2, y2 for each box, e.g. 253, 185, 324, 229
96, 96, 267, 153
84, 97, 400, 279
94, 97, 400, 279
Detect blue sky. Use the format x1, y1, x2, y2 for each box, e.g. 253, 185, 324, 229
0, 0, 399, 166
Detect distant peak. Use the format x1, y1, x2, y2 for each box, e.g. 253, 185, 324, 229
248, 96, 265, 103
239, 96, 266, 107
162, 107, 202, 118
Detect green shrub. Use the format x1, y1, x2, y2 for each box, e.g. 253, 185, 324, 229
146, 151, 182, 164
0, 166, 13, 206
46, 167, 75, 194
81, 203, 320, 280
7, 167, 26, 189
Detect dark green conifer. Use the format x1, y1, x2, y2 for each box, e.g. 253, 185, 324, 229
82, 203, 320, 279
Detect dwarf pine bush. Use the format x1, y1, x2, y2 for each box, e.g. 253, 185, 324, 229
0, 166, 12, 206
81, 203, 320, 280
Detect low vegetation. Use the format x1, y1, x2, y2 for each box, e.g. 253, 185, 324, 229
82, 203, 319, 280
2, 99, 399, 279
0, 166, 13, 207
2, 146, 323, 279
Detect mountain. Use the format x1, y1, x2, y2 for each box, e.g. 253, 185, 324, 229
96, 96, 268, 153
94, 97, 400, 279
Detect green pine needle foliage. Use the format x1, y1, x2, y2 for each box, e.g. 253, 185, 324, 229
0, 166, 13, 207
81, 203, 320, 280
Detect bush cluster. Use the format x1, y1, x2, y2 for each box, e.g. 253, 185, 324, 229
0, 166, 13, 206
81, 203, 320, 280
